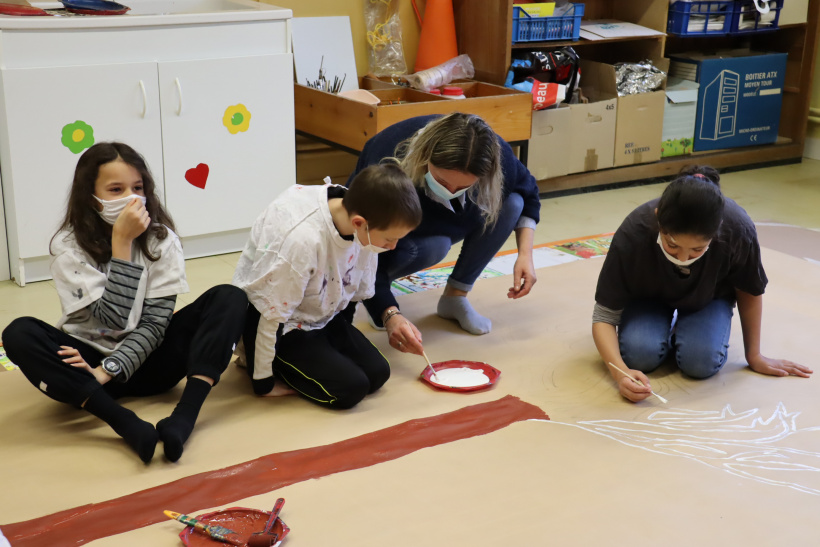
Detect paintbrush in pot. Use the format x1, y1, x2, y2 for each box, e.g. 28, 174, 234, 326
163, 510, 244, 546
422, 351, 440, 382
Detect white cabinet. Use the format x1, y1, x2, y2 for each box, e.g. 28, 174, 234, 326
0, 62, 165, 279
0, 5, 294, 285
158, 54, 294, 242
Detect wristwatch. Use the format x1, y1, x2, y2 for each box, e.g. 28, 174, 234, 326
101, 357, 123, 379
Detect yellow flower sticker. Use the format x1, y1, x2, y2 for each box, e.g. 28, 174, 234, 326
61, 120, 95, 154
223, 104, 251, 134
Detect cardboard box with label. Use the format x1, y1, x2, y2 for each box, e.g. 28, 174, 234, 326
661, 77, 700, 158
669, 50, 787, 152
579, 59, 668, 168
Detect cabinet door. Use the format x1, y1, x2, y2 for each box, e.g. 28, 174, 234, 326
158, 54, 295, 240
0, 63, 163, 274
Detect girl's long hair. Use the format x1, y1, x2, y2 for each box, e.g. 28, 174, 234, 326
51, 142, 176, 264
393, 113, 503, 227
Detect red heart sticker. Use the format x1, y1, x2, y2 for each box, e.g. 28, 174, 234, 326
185, 163, 209, 189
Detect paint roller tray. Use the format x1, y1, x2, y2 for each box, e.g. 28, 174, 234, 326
180, 507, 290, 546
420, 360, 501, 392
60, 0, 130, 14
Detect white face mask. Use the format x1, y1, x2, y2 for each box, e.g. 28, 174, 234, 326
425, 171, 469, 201
94, 194, 147, 225
353, 224, 389, 254
657, 233, 708, 267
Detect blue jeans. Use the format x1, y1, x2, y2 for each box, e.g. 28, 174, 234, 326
362, 193, 525, 323
618, 298, 734, 379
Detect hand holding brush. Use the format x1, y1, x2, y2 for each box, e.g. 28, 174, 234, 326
606, 362, 668, 403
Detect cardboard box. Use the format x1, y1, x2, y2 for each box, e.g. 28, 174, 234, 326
527, 105, 572, 179
661, 77, 700, 158
294, 78, 532, 152
566, 97, 617, 174
553, 60, 620, 174
580, 59, 668, 168
669, 50, 787, 152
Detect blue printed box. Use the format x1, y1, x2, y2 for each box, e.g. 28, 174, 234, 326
668, 50, 787, 152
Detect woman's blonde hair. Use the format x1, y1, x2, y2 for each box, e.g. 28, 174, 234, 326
392, 113, 503, 227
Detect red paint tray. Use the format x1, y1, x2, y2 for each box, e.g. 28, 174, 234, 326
180, 507, 290, 546
420, 360, 500, 393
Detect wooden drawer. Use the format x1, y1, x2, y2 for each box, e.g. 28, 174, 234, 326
294, 78, 532, 152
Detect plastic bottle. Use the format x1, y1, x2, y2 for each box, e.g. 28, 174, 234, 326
441, 86, 466, 99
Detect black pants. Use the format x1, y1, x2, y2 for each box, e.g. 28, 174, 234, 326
2, 285, 247, 408
244, 306, 390, 409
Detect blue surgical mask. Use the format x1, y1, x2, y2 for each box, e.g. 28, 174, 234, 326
425, 171, 469, 201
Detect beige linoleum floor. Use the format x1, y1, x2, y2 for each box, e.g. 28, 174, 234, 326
1, 159, 818, 334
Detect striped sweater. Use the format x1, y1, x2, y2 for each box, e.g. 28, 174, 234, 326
51, 229, 189, 381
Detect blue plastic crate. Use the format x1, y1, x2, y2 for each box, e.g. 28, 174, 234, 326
667, 1, 733, 36
511, 3, 585, 43
730, 0, 782, 34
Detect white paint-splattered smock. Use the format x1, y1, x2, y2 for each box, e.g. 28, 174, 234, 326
232, 184, 377, 392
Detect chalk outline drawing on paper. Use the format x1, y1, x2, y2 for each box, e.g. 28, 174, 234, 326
541, 404, 820, 495
700, 69, 740, 141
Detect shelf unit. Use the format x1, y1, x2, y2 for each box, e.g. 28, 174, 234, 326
452, 0, 819, 193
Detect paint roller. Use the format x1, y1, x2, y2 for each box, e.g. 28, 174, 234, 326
246, 498, 285, 547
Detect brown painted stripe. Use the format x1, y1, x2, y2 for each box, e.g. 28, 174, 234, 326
4, 395, 547, 547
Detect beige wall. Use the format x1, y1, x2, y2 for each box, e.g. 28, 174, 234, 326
262, 0, 424, 79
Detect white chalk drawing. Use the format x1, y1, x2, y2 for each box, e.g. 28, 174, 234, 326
543, 404, 820, 495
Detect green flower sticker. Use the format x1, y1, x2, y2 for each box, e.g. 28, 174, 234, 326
61, 120, 95, 154
223, 104, 251, 134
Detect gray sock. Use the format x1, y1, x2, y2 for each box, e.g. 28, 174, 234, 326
437, 295, 492, 335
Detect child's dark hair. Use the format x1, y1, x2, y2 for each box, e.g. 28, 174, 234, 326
657, 165, 724, 239
343, 163, 422, 231
52, 142, 176, 264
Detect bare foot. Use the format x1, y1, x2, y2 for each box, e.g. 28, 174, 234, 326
264, 383, 297, 397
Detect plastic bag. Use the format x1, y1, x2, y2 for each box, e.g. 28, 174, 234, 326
504, 48, 580, 110
614, 60, 666, 96
404, 54, 475, 91
365, 0, 407, 77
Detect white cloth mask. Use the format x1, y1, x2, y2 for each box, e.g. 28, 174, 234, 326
425, 171, 469, 201
354, 224, 389, 254
94, 194, 147, 225
657, 233, 708, 267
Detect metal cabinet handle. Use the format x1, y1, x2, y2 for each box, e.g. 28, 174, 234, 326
175, 77, 184, 116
